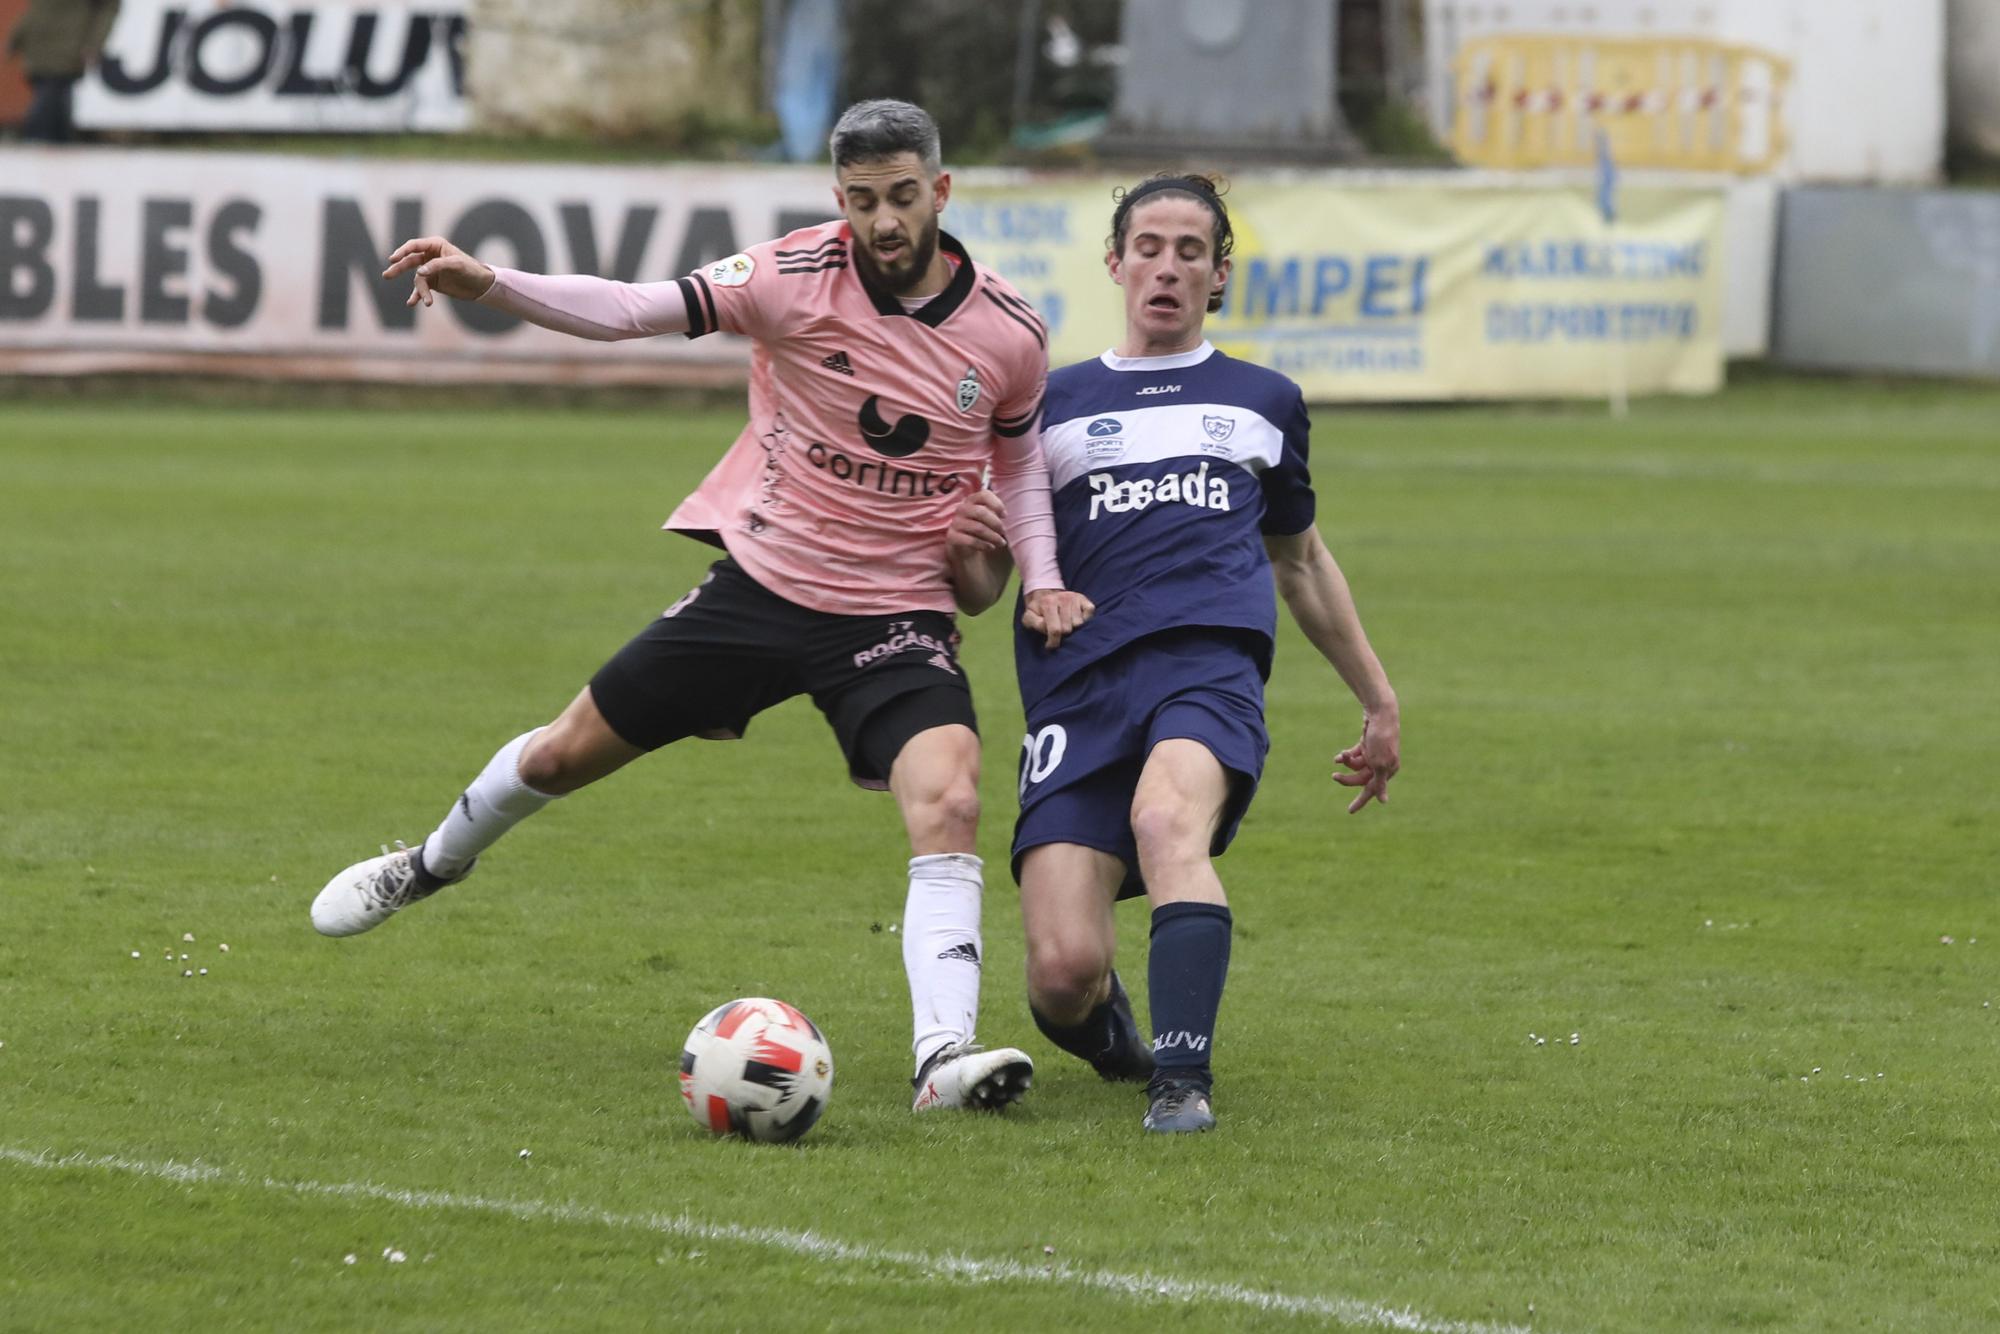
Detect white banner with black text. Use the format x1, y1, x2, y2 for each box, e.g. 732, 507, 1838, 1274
75, 1, 469, 134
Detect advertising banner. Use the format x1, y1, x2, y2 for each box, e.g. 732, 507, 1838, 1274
944, 178, 1724, 399
0, 148, 1725, 398
74, 1, 468, 133
0, 149, 834, 382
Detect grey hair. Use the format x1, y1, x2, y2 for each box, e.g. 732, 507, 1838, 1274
829, 99, 942, 175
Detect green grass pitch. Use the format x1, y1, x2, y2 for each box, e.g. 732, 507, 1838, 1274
2, 375, 1997, 1331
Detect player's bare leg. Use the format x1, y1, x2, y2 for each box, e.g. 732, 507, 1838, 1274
515, 688, 646, 794
891, 722, 983, 857
890, 723, 1034, 1111
1021, 844, 1120, 1020
1132, 740, 1231, 908
1130, 738, 1235, 1132
310, 688, 642, 937
1020, 843, 1153, 1082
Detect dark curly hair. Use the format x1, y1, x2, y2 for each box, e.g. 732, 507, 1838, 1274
1106, 172, 1235, 313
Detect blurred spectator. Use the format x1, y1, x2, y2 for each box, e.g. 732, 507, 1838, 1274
9, 0, 119, 143
771, 0, 841, 163
843, 0, 1119, 158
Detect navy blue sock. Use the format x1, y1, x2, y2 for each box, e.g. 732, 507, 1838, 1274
1031, 994, 1119, 1067
1147, 901, 1232, 1090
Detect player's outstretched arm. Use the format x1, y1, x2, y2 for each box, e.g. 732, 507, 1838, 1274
945, 489, 1016, 616
382, 237, 691, 341
1265, 525, 1401, 812
990, 423, 1093, 647
383, 236, 494, 305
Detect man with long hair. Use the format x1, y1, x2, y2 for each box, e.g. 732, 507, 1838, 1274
947, 173, 1400, 1132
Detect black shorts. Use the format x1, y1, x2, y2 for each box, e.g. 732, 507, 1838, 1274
588, 557, 977, 789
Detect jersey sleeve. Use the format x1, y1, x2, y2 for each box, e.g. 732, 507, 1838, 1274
479, 269, 689, 340
990, 288, 1048, 440
990, 419, 1063, 593
993, 361, 1046, 440
987, 294, 1058, 587
1260, 386, 1317, 536
676, 237, 810, 343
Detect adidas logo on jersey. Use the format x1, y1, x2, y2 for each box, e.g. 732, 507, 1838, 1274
1086, 461, 1231, 519
936, 941, 980, 964
821, 351, 855, 376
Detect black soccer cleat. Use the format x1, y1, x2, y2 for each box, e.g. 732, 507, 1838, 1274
1143, 1074, 1216, 1134
1093, 971, 1156, 1084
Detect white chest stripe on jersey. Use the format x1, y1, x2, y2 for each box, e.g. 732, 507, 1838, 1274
1041, 401, 1285, 492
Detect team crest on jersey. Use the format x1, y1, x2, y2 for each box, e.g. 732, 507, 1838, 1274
955, 367, 981, 413
1202, 414, 1236, 442
707, 253, 756, 287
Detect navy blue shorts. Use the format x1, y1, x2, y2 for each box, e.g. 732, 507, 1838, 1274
1011, 627, 1269, 899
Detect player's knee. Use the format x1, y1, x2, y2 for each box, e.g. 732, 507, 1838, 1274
1025, 936, 1110, 1018
1130, 794, 1204, 866
945, 783, 981, 833
518, 730, 585, 795
919, 781, 981, 840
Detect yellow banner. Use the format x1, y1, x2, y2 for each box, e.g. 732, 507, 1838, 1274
950, 178, 1726, 401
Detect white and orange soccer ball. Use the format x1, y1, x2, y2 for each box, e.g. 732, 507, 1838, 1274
678, 997, 834, 1143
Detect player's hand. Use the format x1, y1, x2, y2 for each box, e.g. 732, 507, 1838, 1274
1333, 710, 1400, 813
382, 236, 496, 308
946, 489, 1009, 559
1021, 587, 1094, 650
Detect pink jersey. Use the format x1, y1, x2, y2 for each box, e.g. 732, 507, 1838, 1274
664, 221, 1053, 615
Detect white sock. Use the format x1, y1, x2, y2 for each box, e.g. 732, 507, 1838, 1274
904, 852, 985, 1074
420, 730, 558, 880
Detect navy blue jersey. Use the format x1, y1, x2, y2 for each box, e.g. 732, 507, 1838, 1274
1014, 342, 1315, 710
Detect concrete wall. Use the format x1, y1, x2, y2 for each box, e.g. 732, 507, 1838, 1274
1715, 176, 1777, 358
1773, 188, 2000, 377
467, 0, 762, 137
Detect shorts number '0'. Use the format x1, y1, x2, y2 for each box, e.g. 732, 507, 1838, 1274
1018, 724, 1069, 801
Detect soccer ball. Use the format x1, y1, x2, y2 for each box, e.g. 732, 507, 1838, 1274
678, 997, 834, 1143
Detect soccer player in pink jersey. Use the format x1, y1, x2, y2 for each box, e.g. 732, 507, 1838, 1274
311, 100, 1092, 1116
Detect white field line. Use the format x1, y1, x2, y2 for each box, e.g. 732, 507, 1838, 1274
2, 1144, 1533, 1334
1332, 448, 2000, 492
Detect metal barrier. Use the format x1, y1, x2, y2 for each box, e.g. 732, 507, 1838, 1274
1451, 34, 1791, 174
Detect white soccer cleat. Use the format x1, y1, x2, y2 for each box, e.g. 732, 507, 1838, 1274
911, 1042, 1034, 1112
310, 840, 467, 937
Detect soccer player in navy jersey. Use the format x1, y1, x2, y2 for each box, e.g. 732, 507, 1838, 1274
946, 173, 1401, 1133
